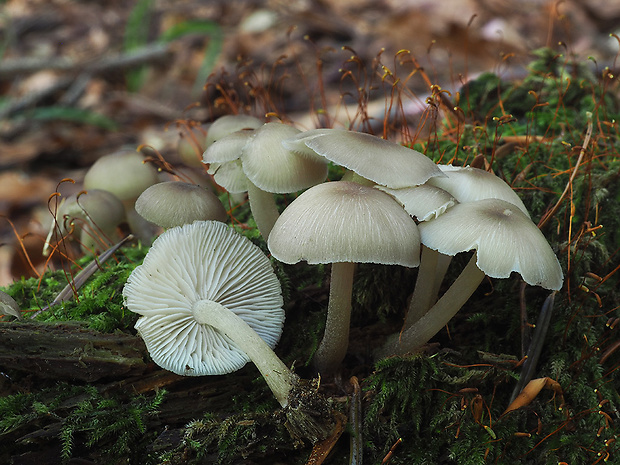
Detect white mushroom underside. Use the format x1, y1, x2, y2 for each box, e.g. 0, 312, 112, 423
123, 221, 284, 376
418, 198, 563, 290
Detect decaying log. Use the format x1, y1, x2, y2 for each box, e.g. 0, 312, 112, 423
0, 321, 149, 382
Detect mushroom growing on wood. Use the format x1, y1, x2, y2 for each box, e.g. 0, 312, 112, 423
402, 164, 532, 329
268, 181, 420, 373
378, 198, 563, 358
0, 291, 21, 320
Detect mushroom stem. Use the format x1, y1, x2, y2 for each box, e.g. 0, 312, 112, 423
404, 245, 440, 329
378, 253, 485, 358
246, 182, 280, 239
192, 299, 298, 408
403, 247, 453, 330
312, 261, 356, 374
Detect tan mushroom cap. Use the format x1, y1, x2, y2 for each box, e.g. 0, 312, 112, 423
268, 181, 420, 267
418, 198, 563, 290
427, 165, 530, 218
84, 151, 160, 203
135, 181, 228, 228
123, 220, 284, 376
282, 128, 444, 188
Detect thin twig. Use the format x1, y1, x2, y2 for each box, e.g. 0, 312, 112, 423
538, 112, 594, 230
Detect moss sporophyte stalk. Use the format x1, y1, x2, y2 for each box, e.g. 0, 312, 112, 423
1, 47, 619, 464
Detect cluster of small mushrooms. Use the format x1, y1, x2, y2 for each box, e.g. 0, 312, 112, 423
115, 114, 563, 434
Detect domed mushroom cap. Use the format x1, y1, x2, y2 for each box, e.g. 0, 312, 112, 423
58, 189, 125, 232
123, 220, 284, 376
84, 151, 160, 203
282, 128, 443, 188
135, 181, 227, 228
427, 165, 530, 218
241, 122, 328, 193
268, 181, 420, 267
418, 198, 563, 290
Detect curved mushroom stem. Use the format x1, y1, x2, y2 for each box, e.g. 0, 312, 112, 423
312, 261, 356, 374
377, 253, 486, 358
246, 182, 280, 239
404, 245, 440, 329
192, 299, 298, 408
403, 247, 453, 330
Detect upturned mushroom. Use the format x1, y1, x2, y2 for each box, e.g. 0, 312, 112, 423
123, 220, 335, 442
268, 181, 420, 373
123, 220, 294, 405
378, 198, 563, 357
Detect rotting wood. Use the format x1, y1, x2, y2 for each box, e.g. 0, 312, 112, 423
0, 321, 148, 382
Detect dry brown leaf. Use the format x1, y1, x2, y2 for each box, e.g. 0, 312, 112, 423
503, 377, 564, 415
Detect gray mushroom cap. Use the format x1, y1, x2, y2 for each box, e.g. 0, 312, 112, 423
376, 184, 457, 221
0, 291, 21, 320
282, 128, 444, 188
418, 198, 563, 290
268, 181, 421, 267
135, 181, 228, 228
427, 164, 530, 218
84, 151, 160, 203
122, 220, 284, 376
205, 115, 263, 147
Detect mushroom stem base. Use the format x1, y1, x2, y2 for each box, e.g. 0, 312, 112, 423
377, 253, 486, 358
193, 299, 298, 408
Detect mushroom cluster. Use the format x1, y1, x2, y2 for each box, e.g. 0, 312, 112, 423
123, 116, 563, 429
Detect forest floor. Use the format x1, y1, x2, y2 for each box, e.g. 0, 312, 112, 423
1, 1, 620, 464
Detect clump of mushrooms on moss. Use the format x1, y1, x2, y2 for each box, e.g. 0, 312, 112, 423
122, 220, 335, 442
377, 198, 564, 358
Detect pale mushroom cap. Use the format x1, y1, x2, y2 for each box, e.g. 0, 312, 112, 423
135, 181, 228, 228
84, 151, 160, 202
282, 128, 444, 188
0, 291, 21, 320
123, 220, 284, 376
418, 198, 563, 290
205, 114, 263, 147
207, 160, 249, 193
241, 122, 328, 193
376, 184, 457, 221
58, 189, 126, 234
427, 165, 530, 218
202, 129, 254, 164
268, 181, 420, 267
